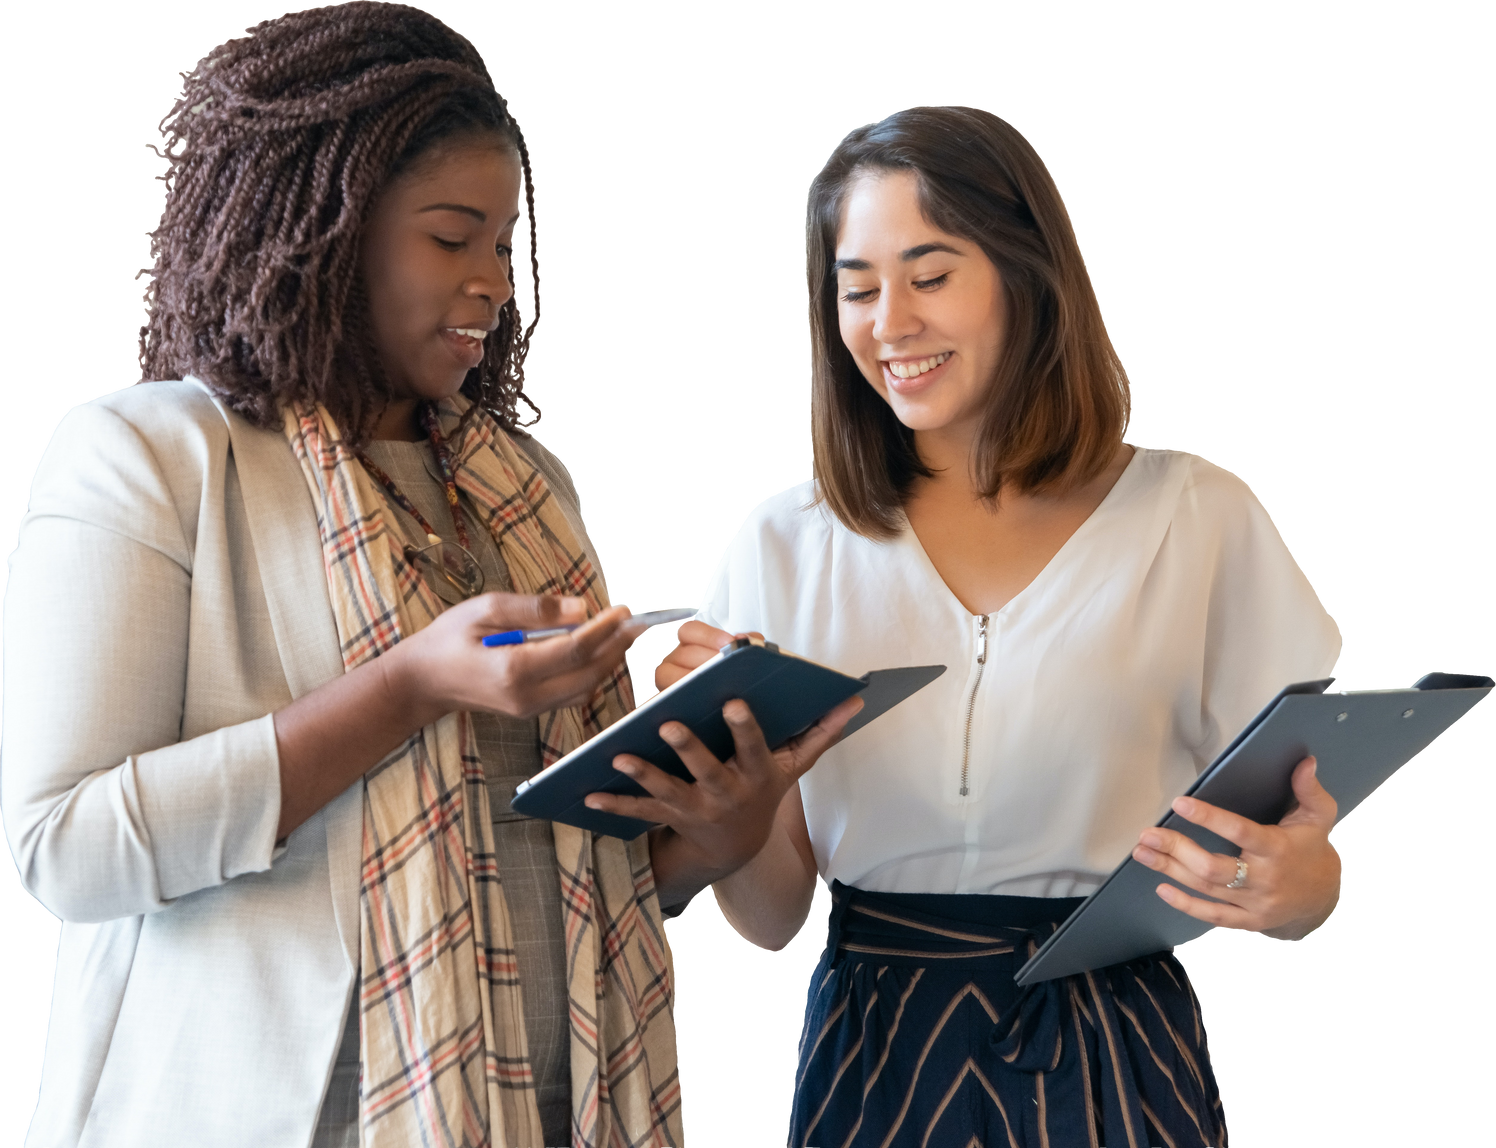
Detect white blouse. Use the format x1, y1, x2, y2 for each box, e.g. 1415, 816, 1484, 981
699, 448, 1341, 898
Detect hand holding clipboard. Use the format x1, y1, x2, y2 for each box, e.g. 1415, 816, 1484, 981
1017, 673, 1492, 984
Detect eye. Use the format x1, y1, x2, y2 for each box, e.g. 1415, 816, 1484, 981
434, 237, 465, 251
840, 287, 877, 304
496, 243, 513, 258
913, 273, 949, 291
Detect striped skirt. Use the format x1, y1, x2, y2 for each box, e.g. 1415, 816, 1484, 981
789, 883, 1227, 1148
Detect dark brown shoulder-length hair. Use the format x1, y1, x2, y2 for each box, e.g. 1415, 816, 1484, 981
808, 106, 1130, 539
139, 1, 541, 441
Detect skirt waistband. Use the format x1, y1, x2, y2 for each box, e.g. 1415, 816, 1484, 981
826, 881, 1086, 969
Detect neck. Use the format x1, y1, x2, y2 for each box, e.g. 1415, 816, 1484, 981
371, 398, 425, 442
912, 419, 984, 500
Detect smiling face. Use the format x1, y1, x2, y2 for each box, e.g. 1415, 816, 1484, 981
361, 135, 522, 434
834, 169, 1007, 449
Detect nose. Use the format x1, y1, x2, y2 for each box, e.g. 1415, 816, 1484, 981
463, 248, 515, 310
870, 283, 921, 345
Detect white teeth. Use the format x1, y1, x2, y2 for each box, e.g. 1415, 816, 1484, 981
448, 328, 486, 340
887, 352, 951, 379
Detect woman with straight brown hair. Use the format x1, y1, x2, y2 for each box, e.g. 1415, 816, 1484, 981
595, 107, 1346, 1145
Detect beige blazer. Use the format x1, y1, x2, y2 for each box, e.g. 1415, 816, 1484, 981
1, 379, 598, 1148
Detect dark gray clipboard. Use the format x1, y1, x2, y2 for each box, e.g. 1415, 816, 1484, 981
512, 639, 945, 839
1014, 672, 1492, 985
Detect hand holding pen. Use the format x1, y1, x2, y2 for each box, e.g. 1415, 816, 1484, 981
483, 607, 696, 648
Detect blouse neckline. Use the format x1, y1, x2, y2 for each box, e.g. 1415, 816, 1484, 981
895, 444, 1147, 622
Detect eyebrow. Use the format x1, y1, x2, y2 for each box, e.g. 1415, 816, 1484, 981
831, 242, 964, 273
417, 203, 486, 222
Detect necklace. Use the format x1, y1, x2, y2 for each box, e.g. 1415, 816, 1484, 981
357, 403, 485, 604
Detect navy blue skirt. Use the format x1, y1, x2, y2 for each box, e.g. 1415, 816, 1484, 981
790, 882, 1227, 1148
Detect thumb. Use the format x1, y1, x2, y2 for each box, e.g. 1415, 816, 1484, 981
1282, 756, 1338, 826
786, 695, 865, 778
473, 592, 589, 632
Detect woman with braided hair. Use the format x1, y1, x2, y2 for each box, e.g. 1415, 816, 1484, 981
1, 5, 856, 1146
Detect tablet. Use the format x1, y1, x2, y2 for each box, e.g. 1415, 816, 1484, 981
1014, 672, 1492, 985
511, 639, 945, 839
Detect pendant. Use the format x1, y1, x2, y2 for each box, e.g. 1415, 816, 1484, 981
404, 538, 485, 605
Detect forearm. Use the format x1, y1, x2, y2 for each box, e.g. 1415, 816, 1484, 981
710, 821, 817, 951
272, 646, 437, 838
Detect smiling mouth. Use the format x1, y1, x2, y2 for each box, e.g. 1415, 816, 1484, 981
884, 352, 952, 379
441, 327, 490, 370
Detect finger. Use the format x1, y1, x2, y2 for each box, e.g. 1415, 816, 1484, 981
1152, 882, 1257, 929
675, 619, 735, 652
607, 753, 696, 807
582, 789, 669, 826
1133, 832, 1251, 896
654, 640, 720, 691
469, 591, 589, 632
656, 719, 734, 795
494, 618, 635, 711
1168, 794, 1270, 855
507, 606, 633, 678
720, 699, 779, 779
654, 661, 690, 691
567, 605, 636, 655
1281, 757, 1338, 827
508, 661, 622, 714
663, 643, 719, 672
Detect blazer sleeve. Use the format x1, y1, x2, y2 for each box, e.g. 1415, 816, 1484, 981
2, 399, 284, 923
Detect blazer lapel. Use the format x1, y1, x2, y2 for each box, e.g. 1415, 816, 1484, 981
208, 384, 363, 971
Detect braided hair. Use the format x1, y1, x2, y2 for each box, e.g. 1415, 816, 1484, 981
139, 1, 540, 439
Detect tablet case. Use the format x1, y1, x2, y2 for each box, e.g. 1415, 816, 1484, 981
1014, 672, 1492, 985
511, 639, 946, 839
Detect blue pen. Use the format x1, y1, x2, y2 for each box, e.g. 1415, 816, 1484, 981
482, 607, 695, 648
482, 625, 575, 647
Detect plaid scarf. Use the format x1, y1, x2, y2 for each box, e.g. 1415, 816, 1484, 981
284, 400, 682, 1148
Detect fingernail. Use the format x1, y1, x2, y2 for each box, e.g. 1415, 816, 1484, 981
1173, 797, 1195, 816
1139, 831, 1162, 849
659, 725, 685, 746
1134, 846, 1157, 865
724, 700, 749, 723
584, 797, 602, 809
612, 756, 636, 774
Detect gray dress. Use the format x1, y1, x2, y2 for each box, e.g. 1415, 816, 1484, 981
313, 434, 585, 1148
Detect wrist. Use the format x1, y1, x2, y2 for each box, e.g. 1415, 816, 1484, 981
1263, 881, 1340, 941
379, 638, 443, 733
650, 828, 737, 908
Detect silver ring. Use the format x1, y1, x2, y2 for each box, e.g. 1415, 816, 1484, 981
1225, 858, 1248, 890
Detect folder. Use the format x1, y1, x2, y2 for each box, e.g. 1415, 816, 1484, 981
1015, 672, 1492, 985
512, 638, 945, 839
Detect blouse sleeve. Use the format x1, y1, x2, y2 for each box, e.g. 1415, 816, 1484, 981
1, 398, 284, 923
1186, 458, 1342, 764
697, 499, 781, 636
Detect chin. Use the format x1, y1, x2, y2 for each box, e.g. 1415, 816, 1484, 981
885, 398, 964, 434
414, 373, 473, 404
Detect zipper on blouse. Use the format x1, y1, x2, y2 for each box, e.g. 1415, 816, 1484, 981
959, 614, 989, 797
